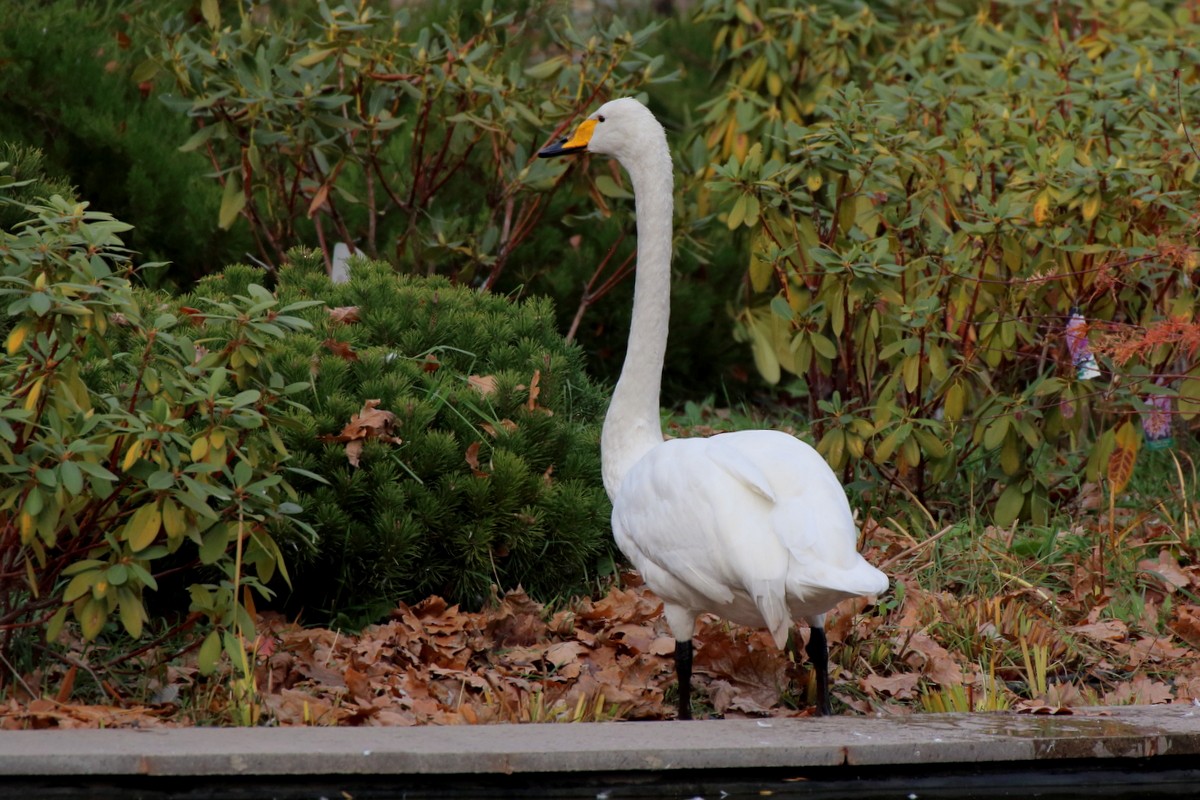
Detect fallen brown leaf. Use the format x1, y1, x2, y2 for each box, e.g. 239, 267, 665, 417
1138, 550, 1192, 593
327, 306, 361, 325
323, 337, 358, 361
468, 374, 498, 395
319, 399, 403, 466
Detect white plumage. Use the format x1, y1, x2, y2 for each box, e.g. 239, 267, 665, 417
539, 97, 887, 718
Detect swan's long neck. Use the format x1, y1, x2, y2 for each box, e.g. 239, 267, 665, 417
601, 130, 674, 500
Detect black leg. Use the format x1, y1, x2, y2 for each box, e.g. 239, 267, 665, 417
675, 639, 693, 720
805, 626, 831, 716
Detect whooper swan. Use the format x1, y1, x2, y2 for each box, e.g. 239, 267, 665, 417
539, 98, 888, 719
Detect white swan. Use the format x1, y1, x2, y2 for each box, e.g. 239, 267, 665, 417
539, 98, 888, 718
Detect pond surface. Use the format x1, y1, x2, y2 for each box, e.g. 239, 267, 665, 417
6, 759, 1200, 800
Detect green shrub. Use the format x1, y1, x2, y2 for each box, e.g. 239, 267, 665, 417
185, 252, 611, 626
699, 0, 1200, 524
154, 0, 670, 281
0, 0, 251, 287
0, 157, 315, 682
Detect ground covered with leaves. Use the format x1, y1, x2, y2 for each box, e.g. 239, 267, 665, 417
5, 499, 1200, 729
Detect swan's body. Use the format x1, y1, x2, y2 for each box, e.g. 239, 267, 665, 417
539, 98, 887, 717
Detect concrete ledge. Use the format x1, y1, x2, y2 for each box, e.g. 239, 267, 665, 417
1, 706, 1199, 779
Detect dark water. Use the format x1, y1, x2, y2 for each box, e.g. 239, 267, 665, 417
3, 760, 1199, 800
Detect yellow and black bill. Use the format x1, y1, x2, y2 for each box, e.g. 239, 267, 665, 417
538, 119, 596, 158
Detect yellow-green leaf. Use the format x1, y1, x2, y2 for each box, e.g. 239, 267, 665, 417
927, 345, 948, 382
200, 0, 220, 30
1033, 191, 1051, 226
913, 428, 947, 460
162, 498, 188, 539
78, 597, 107, 641
944, 382, 965, 423
63, 569, 101, 603
818, 429, 846, 470
118, 588, 146, 639
749, 233, 773, 293
124, 503, 162, 552
6, 323, 29, 356
902, 354, 920, 393
1000, 431, 1021, 476
122, 439, 144, 472
727, 194, 748, 230
295, 48, 336, 68
874, 429, 900, 464
746, 316, 780, 385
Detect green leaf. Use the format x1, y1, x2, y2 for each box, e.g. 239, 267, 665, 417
45, 606, 69, 643
230, 389, 262, 407
29, 292, 51, 316
131, 58, 160, 84
810, 332, 838, 360
76, 461, 119, 482
130, 562, 159, 591
523, 57, 566, 79
1179, 364, 1200, 420
218, 176, 246, 230
63, 559, 107, 576
594, 175, 632, 199
60, 460, 84, 496
106, 563, 129, 586
199, 523, 232, 564
147, 470, 174, 491
179, 124, 218, 153
994, 483, 1026, 527
982, 415, 1009, 450
198, 630, 222, 675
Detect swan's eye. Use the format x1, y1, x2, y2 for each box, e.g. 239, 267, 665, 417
597, 115, 606, 123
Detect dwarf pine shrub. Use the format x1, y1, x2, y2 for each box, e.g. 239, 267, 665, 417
185, 252, 612, 626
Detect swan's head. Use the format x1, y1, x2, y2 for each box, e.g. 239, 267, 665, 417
538, 97, 665, 165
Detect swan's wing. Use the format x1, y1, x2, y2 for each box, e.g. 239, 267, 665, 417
704, 436, 776, 503
710, 430, 889, 599
611, 437, 792, 645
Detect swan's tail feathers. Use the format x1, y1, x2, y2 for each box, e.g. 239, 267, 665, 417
794, 560, 889, 602
830, 561, 889, 598
752, 580, 793, 650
